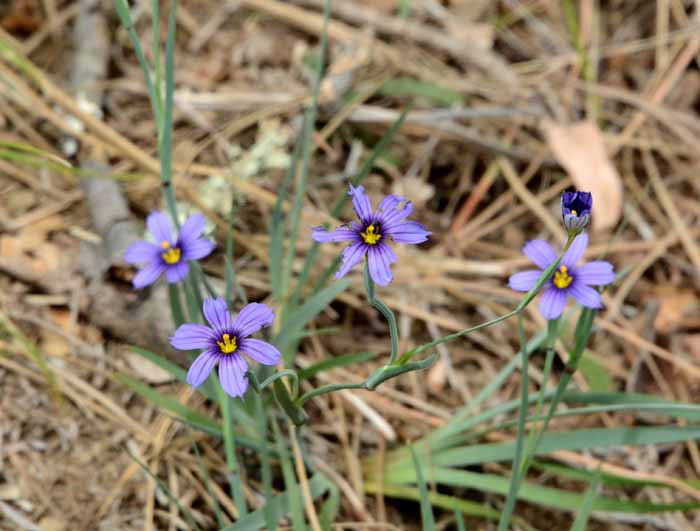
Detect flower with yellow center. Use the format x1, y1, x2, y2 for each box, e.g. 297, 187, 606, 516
160, 240, 181, 264
217, 333, 237, 354
360, 224, 382, 245
553, 265, 573, 289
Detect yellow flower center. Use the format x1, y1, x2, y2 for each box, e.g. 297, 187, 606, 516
570, 210, 577, 216
217, 333, 237, 354
161, 241, 181, 264
553, 265, 573, 289
360, 224, 382, 245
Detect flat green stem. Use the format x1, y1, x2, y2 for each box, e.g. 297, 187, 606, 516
363, 261, 400, 364
296, 383, 365, 407
497, 314, 529, 531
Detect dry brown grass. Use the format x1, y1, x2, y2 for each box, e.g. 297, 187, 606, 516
1, 1, 700, 530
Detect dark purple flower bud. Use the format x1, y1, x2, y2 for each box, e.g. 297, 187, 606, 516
561, 191, 592, 233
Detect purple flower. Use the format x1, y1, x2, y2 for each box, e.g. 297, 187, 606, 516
124, 211, 215, 289
561, 191, 592, 233
508, 233, 615, 320
171, 297, 281, 398
312, 184, 431, 286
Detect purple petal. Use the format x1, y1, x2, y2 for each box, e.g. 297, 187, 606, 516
165, 260, 190, 283
171, 323, 217, 350
182, 238, 216, 261
203, 297, 232, 334
575, 261, 615, 286
219, 354, 249, 398
523, 240, 557, 269
132, 262, 165, 289
348, 184, 373, 224
367, 242, 397, 286
124, 241, 161, 264
239, 338, 281, 365
147, 211, 174, 245
178, 213, 206, 243
311, 224, 359, 243
186, 348, 219, 387
539, 287, 567, 320
385, 221, 430, 244
508, 270, 541, 292
232, 302, 274, 338
336, 241, 367, 279
377, 195, 413, 229
562, 233, 588, 268
569, 281, 602, 309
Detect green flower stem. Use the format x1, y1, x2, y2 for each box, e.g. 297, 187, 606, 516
247, 369, 300, 399
401, 253, 564, 364
363, 261, 400, 365
296, 383, 366, 407
497, 314, 530, 531
519, 308, 596, 476
272, 379, 307, 426
216, 382, 247, 515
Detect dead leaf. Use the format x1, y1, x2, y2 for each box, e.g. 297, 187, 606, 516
651, 285, 697, 334
392, 176, 434, 208
426, 357, 447, 394
39, 516, 67, 531
543, 120, 623, 231
685, 335, 700, 358
124, 350, 175, 384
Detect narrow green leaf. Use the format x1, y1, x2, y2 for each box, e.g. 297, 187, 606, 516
273, 417, 304, 531
116, 373, 220, 434
379, 77, 463, 105
410, 446, 436, 531
159, 0, 179, 223
386, 467, 700, 514
570, 469, 601, 531
257, 397, 276, 530
275, 278, 351, 358
222, 475, 331, 531
218, 383, 247, 516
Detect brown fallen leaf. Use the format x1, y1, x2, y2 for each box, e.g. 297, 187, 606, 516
686, 335, 700, 359
650, 285, 697, 334
543, 120, 623, 231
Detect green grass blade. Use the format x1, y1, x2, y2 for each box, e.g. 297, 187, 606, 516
275, 278, 351, 360
386, 467, 700, 514
363, 482, 499, 519
410, 446, 436, 531
159, 0, 179, 223
270, 133, 303, 301
222, 475, 331, 531
280, 0, 331, 303
218, 384, 247, 517
497, 314, 529, 531
273, 416, 304, 531
379, 77, 463, 105
257, 396, 276, 530
397, 426, 700, 471
168, 283, 186, 327
116, 373, 220, 434
455, 509, 467, 531
570, 469, 601, 531
113, 0, 161, 126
